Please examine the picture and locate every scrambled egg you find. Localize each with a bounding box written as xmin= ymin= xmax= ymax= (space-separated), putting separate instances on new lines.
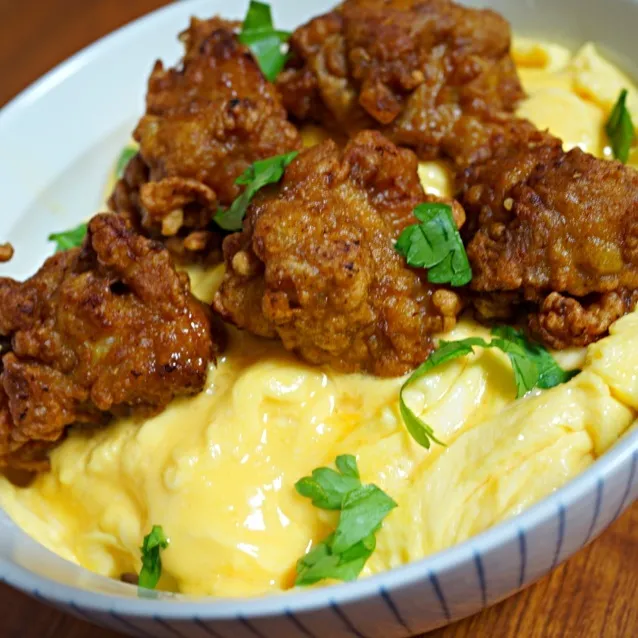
xmin=513 ymin=38 xmax=638 ymax=165
xmin=1 ymin=40 xmax=638 ymax=597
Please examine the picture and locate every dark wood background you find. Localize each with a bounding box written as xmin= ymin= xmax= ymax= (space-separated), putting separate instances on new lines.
xmin=0 ymin=1 xmax=636 ymax=636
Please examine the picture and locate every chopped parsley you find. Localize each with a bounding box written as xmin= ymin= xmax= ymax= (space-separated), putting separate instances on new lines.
xmin=48 ymin=223 xmax=87 ymax=253
xmin=214 ymin=151 xmax=298 ymax=231
xmin=400 ymin=327 xmax=577 ymax=449
xmin=395 ymin=202 xmax=472 ymax=287
xmin=295 ymin=455 xmax=397 ymax=586
xmin=295 ymin=454 xmax=361 ymax=510
xmin=139 ymin=525 xmax=169 ymax=590
xmin=606 ymin=89 xmax=635 ymax=163
xmin=239 ymin=1 xmax=291 ymax=82
xmin=489 ymin=325 xmax=578 ymax=394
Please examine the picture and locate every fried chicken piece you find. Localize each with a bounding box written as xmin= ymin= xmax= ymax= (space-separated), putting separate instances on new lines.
xmin=277 ymin=0 xmax=524 ymax=165
xmin=0 ymin=386 xmax=58 ymax=471
xmin=213 ymin=131 xmax=463 ymax=376
xmin=442 ymin=112 xmax=540 ymax=171
xmin=109 ymin=17 xmax=301 ymax=262
xmin=0 ymin=214 xmax=221 ymax=470
xmin=457 ymin=131 xmax=638 ymax=348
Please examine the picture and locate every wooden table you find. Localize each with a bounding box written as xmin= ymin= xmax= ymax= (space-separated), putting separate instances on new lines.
xmin=0 ymin=0 xmax=637 ymax=636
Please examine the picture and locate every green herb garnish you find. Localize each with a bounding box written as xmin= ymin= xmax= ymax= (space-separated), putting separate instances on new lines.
xmin=115 ymin=145 xmax=137 ymax=179
xmin=606 ymin=89 xmax=635 ymax=163
xmin=214 ymin=151 xmax=298 ymax=231
xmin=395 ymin=202 xmax=472 ymax=287
xmin=295 ymin=455 xmax=397 ymax=586
xmin=400 ymin=327 xmax=577 ymax=449
xmin=490 ymin=325 xmax=577 ymax=393
xmin=48 ymin=223 xmax=87 ymax=253
xmin=295 ymin=532 xmax=376 ymax=586
xmin=399 ymin=338 xmax=481 ymax=449
xmin=139 ymin=525 xmax=169 ymax=590
xmin=295 ymin=454 xmax=361 ymax=510
xmin=239 ymin=1 xmax=291 ymax=82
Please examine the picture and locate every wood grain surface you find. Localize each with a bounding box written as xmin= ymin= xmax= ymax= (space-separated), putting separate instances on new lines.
xmin=0 ymin=1 xmax=636 ymax=636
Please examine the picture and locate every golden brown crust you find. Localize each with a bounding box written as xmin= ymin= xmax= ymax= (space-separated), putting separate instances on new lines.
xmin=0 ymin=214 xmax=222 ymax=470
xmin=109 ymin=17 xmax=301 ymax=263
xmin=528 ymin=290 xmax=638 ymax=350
xmin=0 ymin=386 xmax=60 ymax=472
xmin=457 ymin=130 xmax=638 ymax=348
xmin=213 ymin=131 xmax=463 ymax=376
xmin=0 ymin=243 xmax=14 ymax=263
xmin=277 ymin=0 xmax=524 ymax=164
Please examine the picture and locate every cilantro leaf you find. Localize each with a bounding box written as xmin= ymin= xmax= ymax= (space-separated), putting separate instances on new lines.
xmin=139 ymin=525 xmax=169 ymax=590
xmin=490 ymin=326 xmax=578 ymax=392
xmin=399 ymin=338 xmax=487 ymax=448
xmin=395 ymin=202 xmax=472 ymax=287
xmin=48 ymin=223 xmax=87 ymax=253
xmin=399 ymin=330 xmax=577 ymax=449
xmin=295 ymin=456 xmax=397 ymax=586
xmin=239 ymin=1 xmax=290 ymax=82
xmin=488 ymin=331 xmax=539 ymax=399
xmin=295 ymin=456 xmax=362 ymax=510
xmin=606 ymin=89 xmax=635 ymax=163
xmin=115 ymin=145 xmax=137 ymax=179
xmin=214 ymin=151 xmax=298 ymax=231
xmin=335 ymin=454 xmax=359 ymax=479
xmin=332 ymin=484 xmax=397 ymax=554
xmin=295 ymin=533 xmax=376 ymax=586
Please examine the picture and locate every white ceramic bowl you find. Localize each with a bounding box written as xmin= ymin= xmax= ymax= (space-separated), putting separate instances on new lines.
xmin=1 ymin=1 xmax=637 ymax=636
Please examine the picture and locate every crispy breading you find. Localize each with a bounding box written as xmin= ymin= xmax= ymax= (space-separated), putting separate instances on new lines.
xmin=0 ymin=243 xmax=13 ymax=263
xmin=109 ymin=17 xmax=301 ymax=262
xmin=0 ymin=386 xmax=58 ymax=472
xmin=277 ymin=0 xmax=524 ymax=165
xmin=213 ymin=131 xmax=463 ymax=376
xmin=529 ymin=290 xmax=638 ymax=349
xmin=0 ymin=214 xmax=222 ymax=470
xmin=457 ymin=131 xmax=638 ymax=348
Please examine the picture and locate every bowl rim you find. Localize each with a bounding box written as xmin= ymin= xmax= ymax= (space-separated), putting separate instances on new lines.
xmin=2 ymin=429 xmax=636 ymax=618
xmin=0 ymin=0 xmax=637 ymax=621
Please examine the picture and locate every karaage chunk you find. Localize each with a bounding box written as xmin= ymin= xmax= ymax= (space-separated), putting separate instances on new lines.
xmin=0 ymin=214 xmax=221 ymax=470
xmin=0 ymin=386 xmax=58 ymax=471
xmin=109 ymin=17 xmax=301 ymax=262
xmin=277 ymin=0 xmax=524 ymax=165
xmin=213 ymin=131 xmax=463 ymax=376
xmin=457 ymin=132 xmax=638 ymax=348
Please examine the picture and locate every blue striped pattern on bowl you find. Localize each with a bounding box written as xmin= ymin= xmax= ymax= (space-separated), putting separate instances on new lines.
xmin=1 ymin=0 xmax=638 ymax=635
xmin=2 ymin=443 xmax=635 ymax=637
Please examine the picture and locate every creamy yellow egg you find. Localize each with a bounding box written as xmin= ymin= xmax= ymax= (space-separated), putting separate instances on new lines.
xmin=515 ymin=40 xmax=603 ymax=155
xmin=374 ymin=369 xmax=634 ymax=572
xmin=2 ymin=39 xmax=638 ymax=598
xmin=517 ymin=88 xmax=606 ymax=155
xmin=513 ymin=39 xmax=638 ymax=163
xmin=512 ymin=37 xmax=573 ymax=72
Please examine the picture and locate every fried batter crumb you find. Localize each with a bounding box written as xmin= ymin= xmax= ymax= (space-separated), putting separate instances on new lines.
xmin=0 ymin=243 xmax=14 ymax=263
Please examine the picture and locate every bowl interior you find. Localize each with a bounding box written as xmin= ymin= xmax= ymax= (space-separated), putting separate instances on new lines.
xmin=0 ymin=0 xmax=637 ymax=618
